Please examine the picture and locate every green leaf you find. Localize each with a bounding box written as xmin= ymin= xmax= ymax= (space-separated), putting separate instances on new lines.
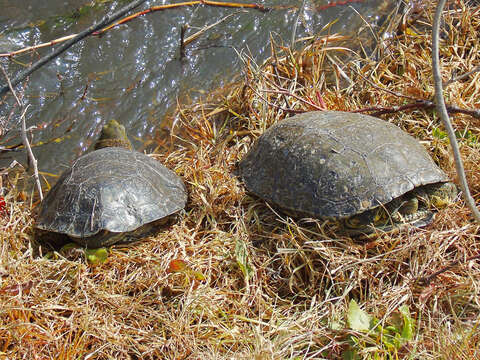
xmin=432 ymin=127 xmax=448 ymax=140
xmin=341 ymin=349 xmax=358 ymax=360
xmin=399 ymin=305 xmax=414 ymax=341
xmin=192 ymin=271 xmax=206 ymax=281
xmin=235 ymin=238 xmax=253 ymax=280
xmin=347 ymin=300 xmax=372 ymax=332
xmin=43 ymin=251 xmax=56 ymax=260
xmin=60 ymin=242 xmax=82 ymax=252
xmin=85 ymin=247 xmax=109 ymax=265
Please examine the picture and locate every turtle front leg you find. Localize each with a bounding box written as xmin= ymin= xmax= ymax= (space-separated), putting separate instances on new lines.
xmin=343 ymin=206 xmax=388 ymax=232
xmin=390 ymin=197 xmax=419 ymax=222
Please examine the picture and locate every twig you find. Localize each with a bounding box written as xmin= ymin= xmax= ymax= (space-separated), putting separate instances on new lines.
xmin=0 ymin=0 xmax=149 ymax=96
xmin=180 ymin=25 xmax=187 ymax=61
xmin=0 ymin=65 xmax=43 ymax=200
xmin=353 ymin=99 xmax=480 ymax=119
xmin=418 ymin=253 xmax=480 ymax=286
xmin=92 ymin=1 xmax=205 ymax=35
xmin=352 ymin=66 xmax=419 ymax=101
xmin=432 ymin=0 xmax=480 ymax=222
xmin=351 ymin=65 xmax=480 ymax=118
xmin=0 ymin=1 xmax=269 ymax=59
xmin=0 ymin=3 xmax=196 ymax=58
xmin=0 ymin=34 xmax=78 ymax=58
xmin=94 ymin=1 xmax=268 ymax=35
xmin=21 ymin=105 xmax=42 ymax=201
xmin=184 ymin=11 xmax=242 ymax=46
xmin=444 ymin=64 xmax=480 ymax=87
xmin=200 ymin=0 xmax=268 ymax=11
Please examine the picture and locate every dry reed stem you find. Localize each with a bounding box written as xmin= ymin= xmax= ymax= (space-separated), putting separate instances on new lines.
xmin=1 ymin=0 xmax=480 ymax=358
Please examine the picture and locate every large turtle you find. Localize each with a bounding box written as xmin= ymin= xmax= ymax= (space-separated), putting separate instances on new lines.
xmin=239 ymin=111 xmax=457 ymax=235
xmin=36 ymin=120 xmax=187 ymax=248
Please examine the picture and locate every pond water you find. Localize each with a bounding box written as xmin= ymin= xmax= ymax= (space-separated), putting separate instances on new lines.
xmin=0 ymin=0 xmax=395 ymax=176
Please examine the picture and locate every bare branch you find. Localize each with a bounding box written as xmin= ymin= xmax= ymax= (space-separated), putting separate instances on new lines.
xmin=351 ymin=64 xmax=480 ymax=118
xmin=184 ymin=11 xmax=242 ymax=46
xmin=432 ymin=0 xmax=480 ymax=222
xmin=0 ymin=0 xmax=149 ymax=96
xmin=354 ymin=99 xmax=480 ymax=119
xmin=0 ymin=65 xmax=43 ymax=200
xmin=444 ymin=64 xmax=480 ymax=87
xmin=20 ymin=105 xmax=43 ymax=201
xmin=0 ymin=34 xmax=78 ymax=58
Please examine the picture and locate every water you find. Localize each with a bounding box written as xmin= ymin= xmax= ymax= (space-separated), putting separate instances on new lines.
xmin=0 ymin=0 xmax=395 ymax=176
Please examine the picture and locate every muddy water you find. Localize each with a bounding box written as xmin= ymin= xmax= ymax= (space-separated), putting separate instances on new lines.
xmin=0 ymin=0 xmax=395 ymax=176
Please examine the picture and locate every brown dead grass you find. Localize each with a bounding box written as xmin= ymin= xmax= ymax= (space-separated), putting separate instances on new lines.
xmin=1 ymin=0 xmax=480 ymax=358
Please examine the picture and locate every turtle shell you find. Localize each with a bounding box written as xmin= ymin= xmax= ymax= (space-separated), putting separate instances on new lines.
xmin=36 ymin=147 xmax=187 ymax=246
xmin=239 ymin=111 xmax=449 ymax=219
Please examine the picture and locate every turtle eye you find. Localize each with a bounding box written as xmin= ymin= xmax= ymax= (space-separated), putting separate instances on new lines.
xmin=344 ymin=217 xmax=362 ymax=229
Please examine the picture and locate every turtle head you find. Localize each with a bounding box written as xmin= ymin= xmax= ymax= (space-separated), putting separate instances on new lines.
xmin=94 ymin=120 xmax=132 ymax=150
xmin=424 ymin=182 xmax=458 ymax=208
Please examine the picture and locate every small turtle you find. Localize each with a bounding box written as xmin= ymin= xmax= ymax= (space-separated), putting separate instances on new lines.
xmin=36 ymin=120 xmax=187 ymax=248
xmin=239 ymin=111 xmax=457 ymax=235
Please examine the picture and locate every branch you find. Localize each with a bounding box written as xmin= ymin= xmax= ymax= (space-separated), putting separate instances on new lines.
xmin=0 ymin=1 xmax=269 ymax=58
xmin=417 ymin=253 xmax=480 ymax=286
xmin=350 ymin=63 xmax=480 ymax=118
xmin=20 ymin=105 xmax=43 ymax=201
xmin=353 ymin=99 xmax=480 ymax=119
xmin=0 ymin=65 xmax=43 ymax=200
xmin=0 ymin=34 xmax=77 ymax=58
xmin=0 ymin=0 xmax=149 ymax=96
xmin=432 ymin=0 xmax=480 ymax=222
xmin=184 ymin=11 xmax=242 ymax=46
xmin=444 ymin=64 xmax=480 ymax=87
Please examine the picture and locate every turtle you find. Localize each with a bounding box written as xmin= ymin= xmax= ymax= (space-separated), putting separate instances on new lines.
xmin=36 ymin=120 xmax=187 ymax=248
xmin=238 ymin=111 xmax=457 ymax=235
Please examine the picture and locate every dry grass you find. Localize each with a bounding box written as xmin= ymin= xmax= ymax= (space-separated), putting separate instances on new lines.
xmin=2 ymin=0 xmax=480 ymax=358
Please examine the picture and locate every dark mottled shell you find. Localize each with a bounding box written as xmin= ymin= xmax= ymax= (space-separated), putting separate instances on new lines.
xmin=239 ymin=111 xmax=448 ymax=219
xmin=36 ymin=147 xmax=187 ymax=245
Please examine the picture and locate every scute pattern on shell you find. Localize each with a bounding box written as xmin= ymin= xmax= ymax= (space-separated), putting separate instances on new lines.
xmin=239 ymin=111 xmax=448 ymax=219
xmin=36 ymin=147 xmax=187 ymax=239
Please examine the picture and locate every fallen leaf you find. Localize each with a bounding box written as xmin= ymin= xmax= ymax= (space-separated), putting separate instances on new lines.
xmin=168 ymin=259 xmax=188 ymax=273
xmin=347 ymin=299 xmax=372 ymax=332
xmin=0 ymin=196 xmax=7 ymax=216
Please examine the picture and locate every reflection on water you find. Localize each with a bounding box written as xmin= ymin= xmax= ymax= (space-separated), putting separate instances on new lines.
xmin=0 ymin=0 xmax=395 ymax=175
